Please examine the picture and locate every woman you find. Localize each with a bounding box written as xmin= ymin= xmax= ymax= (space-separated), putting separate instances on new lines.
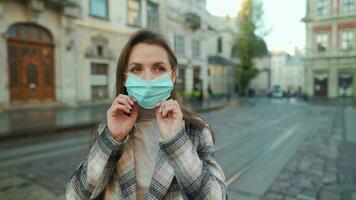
xmin=66 ymin=29 xmax=227 ymax=200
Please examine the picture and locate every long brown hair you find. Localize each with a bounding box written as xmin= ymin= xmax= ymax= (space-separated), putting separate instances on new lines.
xmin=88 ymin=29 xmax=215 ymax=153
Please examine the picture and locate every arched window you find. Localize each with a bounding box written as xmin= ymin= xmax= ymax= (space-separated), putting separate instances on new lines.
xmin=7 ymin=23 xmax=53 ymax=43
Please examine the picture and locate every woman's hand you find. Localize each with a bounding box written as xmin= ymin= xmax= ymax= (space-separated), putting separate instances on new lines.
xmin=107 ymin=94 xmax=138 ymax=142
xmin=155 ymin=99 xmax=184 ymax=140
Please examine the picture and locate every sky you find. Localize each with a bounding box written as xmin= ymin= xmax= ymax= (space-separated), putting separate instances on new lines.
xmin=206 ymin=0 xmax=306 ymax=55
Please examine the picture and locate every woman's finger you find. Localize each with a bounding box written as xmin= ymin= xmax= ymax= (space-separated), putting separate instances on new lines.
xmin=159 ymin=100 xmax=177 ymax=113
xmin=161 ymin=104 xmax=177 ymax=117
xmin=112 ymin=104 xmax=131 ymax=114
xmin=155 ymin=101 xmax=163 ymax=108
xmin=117 ymin=94 xmax=134 ymax=105
xmin=116 ymin=97 xmax=132 ymax=110
xmin=125 ymin=95 xmax=135 ymax=105
xmin=158 ymin=100 xmax=171 ymax=112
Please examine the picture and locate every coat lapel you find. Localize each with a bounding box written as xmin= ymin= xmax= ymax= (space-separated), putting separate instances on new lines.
xmin=116 ymin=138 xmax=136 ymax=200
xmin=145 ymin=120 xmax=191 ymax=200
xmin=145 ymin=149 xmax=175 ymax=200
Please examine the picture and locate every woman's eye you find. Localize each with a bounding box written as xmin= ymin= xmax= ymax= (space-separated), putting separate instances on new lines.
xmin=130 ymin=67 xmax=141 ymax=73
xmin=154 ymin=66 xmax=166 ymax=71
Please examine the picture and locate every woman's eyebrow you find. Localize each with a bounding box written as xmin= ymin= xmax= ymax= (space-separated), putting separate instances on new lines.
xmin=152 ymin=61 xmax=167 ymax=66
xmin=128 ymin=62 xmax=142 ymax=66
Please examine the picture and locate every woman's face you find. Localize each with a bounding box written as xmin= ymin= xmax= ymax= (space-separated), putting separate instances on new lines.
xmin=126 ymin=43 xmax=176 ymax=82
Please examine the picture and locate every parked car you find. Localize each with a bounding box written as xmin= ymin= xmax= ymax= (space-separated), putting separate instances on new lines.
xmin=271 ymin=85 xmax=284 ymax=98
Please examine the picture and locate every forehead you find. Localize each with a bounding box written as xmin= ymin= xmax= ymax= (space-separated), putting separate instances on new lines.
xmin=128 ymin=43 xmax=169 ymax=63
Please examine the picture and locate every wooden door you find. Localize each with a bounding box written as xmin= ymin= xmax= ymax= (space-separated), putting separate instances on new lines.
xmin=314 ymin=76 xmax=328 ymax=97
xmin=7 ymin=23 xmax=55 ymax=103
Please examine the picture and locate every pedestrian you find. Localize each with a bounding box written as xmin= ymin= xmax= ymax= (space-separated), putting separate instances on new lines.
xmin=66 ymin=29 xmax=227 ymax=200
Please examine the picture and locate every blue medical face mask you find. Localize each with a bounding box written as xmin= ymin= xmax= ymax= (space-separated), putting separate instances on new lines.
xmin=124 ymin=73 xmax=174 ymax=109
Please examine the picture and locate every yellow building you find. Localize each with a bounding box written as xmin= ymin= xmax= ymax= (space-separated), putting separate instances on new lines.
xmin=304 ymin=0 xmax=356 ymax=98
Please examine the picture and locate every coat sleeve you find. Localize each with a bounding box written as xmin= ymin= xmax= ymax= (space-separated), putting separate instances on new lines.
xmin=66 ymin=124 xmax=129 ymax=200
xmin=159 ymin=126 xmax=228 ymax=200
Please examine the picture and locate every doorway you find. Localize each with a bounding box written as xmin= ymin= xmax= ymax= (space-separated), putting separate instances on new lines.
xmin=7 ymin=23 xmax=55 ymax=103
xmin=314 ymin=73 xmax=328 ymax=97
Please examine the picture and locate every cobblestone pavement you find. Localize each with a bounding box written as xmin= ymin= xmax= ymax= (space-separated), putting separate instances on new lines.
xmin=0 ymin=98 xmax=355 ymax=200
xmin=262 ymin=105 xmax=356 ymax=200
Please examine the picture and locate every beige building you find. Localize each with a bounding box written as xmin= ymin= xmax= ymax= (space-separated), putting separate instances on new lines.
xmin=205 ymin=14 xmax=238 ymax=96
xmin=0 ymin=0 xmax=238 ymax=110
xmin=0 ymin=0 xmax=81 ymax=108
xmin=304 ymin=0 xmax=356 ymax=98
xmin=250 ymin=56 xmax=271 ymax=96
xmin=161 ymin=0 xmax=210 ymax=100
xmin=0 ymin=0 xmax=165 ymax=109
xmin=281 ymin=53 xmax=305 ymax=93
xmin=271 ymin=50 xmax=305 ymax=92
xmin=269 ymin=51 xmax=305 ymax=94
xmin=270 ymin=51 xmax=288 ymax=91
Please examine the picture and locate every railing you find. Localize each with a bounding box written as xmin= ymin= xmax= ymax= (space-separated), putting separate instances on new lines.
xmin=305 ymin=48 xmax=356 ymax=59
xmin=184 ymin=12 xmax=201 ymax=30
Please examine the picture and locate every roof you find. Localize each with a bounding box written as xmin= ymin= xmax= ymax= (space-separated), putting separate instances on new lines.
xmin=208 ymin=55 xmax=235 ymax=66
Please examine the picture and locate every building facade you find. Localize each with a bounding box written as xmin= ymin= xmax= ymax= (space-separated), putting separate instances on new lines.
xmin=269 ymin=51 xmax=305 ymax=94
xmin=304 ymin=0 xmax=356 ymax=98
xmin=0 ymin=0 xmax=156 ymax=109
xmin=270 ymin=51 xmax=288 ymax=91
xmin=0 ymin=0 xmax=237 ymax=110
xmin=161 ymin=0 xmax=209 ymax=100
xmin=0 ymin=0 xmax=81 ymax=108
xmin=205 ymin=14 xmax=238 ymax=97
xmin=250 ymin=56 xmax=271 ymax=96
xmin=281 ymin=53 xmax=305 ymax=94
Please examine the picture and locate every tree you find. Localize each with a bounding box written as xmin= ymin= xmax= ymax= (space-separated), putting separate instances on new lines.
xmin=233 ymin=0 xmax=268 ymax=96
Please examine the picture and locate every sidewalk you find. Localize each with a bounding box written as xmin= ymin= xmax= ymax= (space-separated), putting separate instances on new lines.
xmin=0 ymin=97 xmax=234 ymax=141
xmin=307 ymin=97 xmax=356 ymax=107
xmin=262 ymin=106 xmax=356 ymax=200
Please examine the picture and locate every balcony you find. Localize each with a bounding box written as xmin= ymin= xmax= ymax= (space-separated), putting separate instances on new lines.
xmin=28 ymin=0 xmax=80 ymax=18
xmin=42 ymin=0 xmax=80 ymax=8
xmin=184 ymin=12 xmax=201 ymax=31
xmin=305 ymin=47 xmax=356 ymax=59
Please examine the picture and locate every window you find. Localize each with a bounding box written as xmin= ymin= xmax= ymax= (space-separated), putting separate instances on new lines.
xmin=217 ymin=37 xmax=223 ymax=53
xmin=147 ymin=1 xmax=159 ymax=30
xmin=317 ymin=0 xmax=328 ymax=16
xmin=97 ymin=45 xmax=103 ymax=56
xmin=127 ymin=0 xmax=141 ymax=27
xmin=341 ymin=30 xmax=354 ymax=50
xmin=90 ymin=0 xmax=108 ymax=19
xmin=342 ymin=0 xmax=354 ymax=13
xmin=316 ymin=33 xmax=328 ymax=52
xmin=7 ymin=23 xmax=52 ymax=43
xmin=193 ymin=67 xmax=201 ymax=91
xmin=174 ymin=34 xmax=185 ymax=56
xmin=192 ymin=39 xmax=201 ymax=58
xmin=178 ymin=67 xmax=186 ymax=91
xmin=91 ymin=63 xmax=109 ymax=100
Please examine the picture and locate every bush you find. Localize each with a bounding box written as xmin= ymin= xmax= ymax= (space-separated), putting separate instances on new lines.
xmin=192 ymin=90 xmax=201 ymax=97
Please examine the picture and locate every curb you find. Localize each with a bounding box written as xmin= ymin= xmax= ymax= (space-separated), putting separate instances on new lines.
xmin=0 ymin=100 xmax=231 ymax=142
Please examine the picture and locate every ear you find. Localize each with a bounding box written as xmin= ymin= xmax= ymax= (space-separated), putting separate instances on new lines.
xmin=122 ymin=72 xmax=128 ymax=86
xmin=171 ymin=69 xmax=177 ymax=84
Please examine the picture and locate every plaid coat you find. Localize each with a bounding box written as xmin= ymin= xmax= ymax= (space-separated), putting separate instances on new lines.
xmin=66 ymin=120 xmax=227 ymax=200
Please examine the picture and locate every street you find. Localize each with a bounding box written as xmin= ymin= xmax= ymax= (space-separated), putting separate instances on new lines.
xmin=0 ymin=98 xmax=355 ymax=200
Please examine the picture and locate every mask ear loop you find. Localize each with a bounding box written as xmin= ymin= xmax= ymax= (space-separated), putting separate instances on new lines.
xmin=168 ymin=68 xmax=175 ymax=79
